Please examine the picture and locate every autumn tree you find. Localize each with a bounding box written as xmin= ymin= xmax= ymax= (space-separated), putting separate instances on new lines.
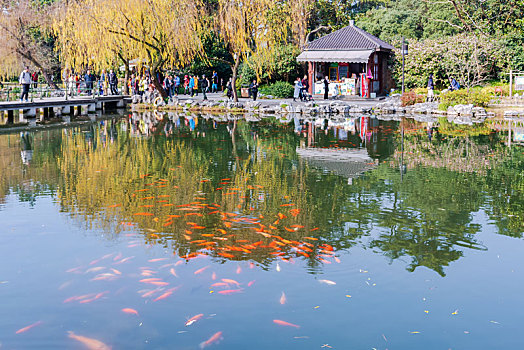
xmin=0 ymin=0 xmax=59 ymax=86
xmin=54 ymin=0 xmax=204 ymax=98
xmin=214 ymin=0 xmax=289 ymax=102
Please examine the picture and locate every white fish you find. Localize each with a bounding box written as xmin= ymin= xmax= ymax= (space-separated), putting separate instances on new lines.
xmin=318 ymin=279 xmax=336 ymax=285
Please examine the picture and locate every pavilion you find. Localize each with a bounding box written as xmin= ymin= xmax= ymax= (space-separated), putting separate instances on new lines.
xmin=297 ymin=21 xmax=395 ymax=98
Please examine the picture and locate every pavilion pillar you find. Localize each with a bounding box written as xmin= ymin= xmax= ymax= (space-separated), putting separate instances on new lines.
xmin=308 ymin=62 xmax=314 ymax=95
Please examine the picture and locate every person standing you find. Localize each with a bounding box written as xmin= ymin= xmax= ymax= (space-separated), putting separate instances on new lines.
xmin=194 ymin=75 xmax=199 ymax=96
xmin=109 ymin=70 xmax=118 ymax=95
xmin=19 ymin=66 xmax=32 ymax=102
xmin=31 ymin=70 xmax=39 ymax=89
xmin=449 ymin=77 xmax=460 ymax=91
xmin=212 ymin=71 xmax=218 ymax=93
xmin=201 ymin=74 xmax=209 ymax=100
xmin=174 ymin=75 xmax=180 ymax=96
xmin=226 ymin=78 xmax=233 ymax=100
xmin=427 ymin=74 xmax=435 ymax=101
xmin=250 ymin=79 xmax=259 ymax=101
xmin=323 ymin=76 xmax=330 ymax=100
xmin=294 ymin=77 xmax=303 ymax=102
xmin=184 ymin=75 xmax=190 ymax=95
xmin=301 ymin=75 xmax=309 ymax=100
xmin=85 ymin=70 xmax=94 ymax=95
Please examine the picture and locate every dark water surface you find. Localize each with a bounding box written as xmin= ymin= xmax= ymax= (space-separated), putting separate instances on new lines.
xmin=1 ymin=112 xmax=523 ymax=349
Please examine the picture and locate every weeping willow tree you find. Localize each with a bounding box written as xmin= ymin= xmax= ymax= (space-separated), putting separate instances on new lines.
xmin=215 ymin=0 xmax=290 ymax=102
xmin=54 ymin=0 xmax=205 ymax=97
xmin=0 ymin=0 xmax=59 ymax=85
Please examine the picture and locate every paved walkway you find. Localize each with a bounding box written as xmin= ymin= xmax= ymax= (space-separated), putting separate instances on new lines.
xmin=172 ymin=92 xmax=385 ymax=109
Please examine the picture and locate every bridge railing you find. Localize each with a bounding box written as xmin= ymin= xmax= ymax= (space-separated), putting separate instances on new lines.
xmin=0 ymin=80 xmax=124 ymax=102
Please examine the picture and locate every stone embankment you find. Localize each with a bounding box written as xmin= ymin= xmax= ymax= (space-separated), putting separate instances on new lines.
xmin=131 ymin=93 xmax=374 ymax=116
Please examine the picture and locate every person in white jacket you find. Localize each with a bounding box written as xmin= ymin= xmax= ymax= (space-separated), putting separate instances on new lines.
xmin=19 ymin=66 xmax=32 ymax=102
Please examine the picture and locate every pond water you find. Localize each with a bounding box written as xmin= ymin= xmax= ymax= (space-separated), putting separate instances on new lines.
xmin=1 ymin=112 xmax=524 ymax=349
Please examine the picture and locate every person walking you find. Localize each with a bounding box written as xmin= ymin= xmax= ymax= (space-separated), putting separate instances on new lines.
xmin=189 ymin=75 xmax=195 ymax=97
xmin=19 ymin=67 xmax=32 ymax=102
xmin=323 ymin=76 xmax=330 ymax=100
xmin=85 ymin=70 xmax=94 ymax=95
xmin=212 ymin=71 xmax=218 ymax=93
xmin=250 ymin=79 xmax=259 ymax=101
xmin=294 ymin=77 xmax=303 ymax=102
xmin=109 ymin=70 xmax=118 ymax=95
xmin=201 ymin=74 xmax=209 ymax=100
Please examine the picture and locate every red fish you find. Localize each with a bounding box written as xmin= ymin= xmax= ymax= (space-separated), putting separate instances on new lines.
xmin=16 ymin=321 xmax=42 ymax=334
xmin=273 ymin=319 xmax=300 ymax=328
xmin=199 ymin=331 xmax=223 ymax=348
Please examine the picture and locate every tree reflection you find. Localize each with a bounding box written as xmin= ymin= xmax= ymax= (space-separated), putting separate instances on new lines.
xmin=0 ymin=113 xmax=522 ymax=276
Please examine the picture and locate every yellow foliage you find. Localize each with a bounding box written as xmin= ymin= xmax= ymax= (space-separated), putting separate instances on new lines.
xmin=54 ymin=0 xmax=204 ymax=72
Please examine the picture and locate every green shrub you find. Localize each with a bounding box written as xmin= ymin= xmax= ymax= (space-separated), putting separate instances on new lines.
xmin=259 ymin=81 xmax=294 ymax=98
xmin=438 ymin=89 xmax=492 ymax=110
xmin=401 ymin=90 xmax=425 ymax=106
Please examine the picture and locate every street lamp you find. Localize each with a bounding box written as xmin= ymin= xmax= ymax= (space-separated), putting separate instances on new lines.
xmin=401 ymin=38 xmax=408 ymax=94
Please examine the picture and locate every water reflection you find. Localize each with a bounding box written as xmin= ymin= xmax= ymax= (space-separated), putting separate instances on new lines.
xmin=0 ymin=112 xmax=523 ymax=276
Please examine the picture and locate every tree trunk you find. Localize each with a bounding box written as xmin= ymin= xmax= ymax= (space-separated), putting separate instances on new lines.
xmin=231 ymin=54 xmax=241 ymax=102
xmin=41 ymin=69 xmax=58 ymax=89
xmin=151 ymin=64 xmax=167 ymax=99
xmin=124 ymin=59 xmax=130 ymax=95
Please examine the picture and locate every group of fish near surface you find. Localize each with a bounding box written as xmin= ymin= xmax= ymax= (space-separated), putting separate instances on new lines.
xmin=14 ymin=246 xmax=339 ymax=349
xmin=14 ymin=171 xmax=343 ymax=349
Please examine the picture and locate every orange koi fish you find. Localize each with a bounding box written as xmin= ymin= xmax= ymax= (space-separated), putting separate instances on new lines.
xmin=280 ymin=204 xmax=295 ymax=207
xmin=280 ymin=292 xmax=287 ymax=305
xmin=247 ymin=280 xmax=255 ymax=287
xmin=67 ymin=331 xmax=111 ymax=350
xmin=221 ymin=278 xmax=240 ymax=286
xmin=218 ymin=289 xmax=242 ymax=295
xmin=304 ymin=237 xmax=318 ymax=241
xmin=212 ymin=282 xmax=229 ymax=287
xmin=236 ymin=265 xmax=242 ymax=274
xmin=185 ymin=313 xmax=204 ymax=326
xmin=194 ymin=266 xmax=210 ymax=275
xmin=199 ymin=331 xmax=223 ymax=349
xmin=16 ymin=321 xmax=42 ymax=334
xmin=153 ymin=290 xmax=173 ymax=302
xmin=273 ymin=320 xmax=300 ymax=328
xmin=106 ymin=204 xmax=121 ymax=208
xmin=170 ymin=268 xmax=178 ymax=277
xmin=148 ymin=258 xmax=167 ymax=263
xmin=121 ymin=308 xmax=139 ymax=316
xmin=134 ymin=213 xmax=154 ymax=216
xmin=212 ymin=272 xmax=217 ymax=280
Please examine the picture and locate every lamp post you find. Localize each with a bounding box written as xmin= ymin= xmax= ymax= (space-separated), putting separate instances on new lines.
xmin=401 ymin=38 xmax=408 ymax=94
